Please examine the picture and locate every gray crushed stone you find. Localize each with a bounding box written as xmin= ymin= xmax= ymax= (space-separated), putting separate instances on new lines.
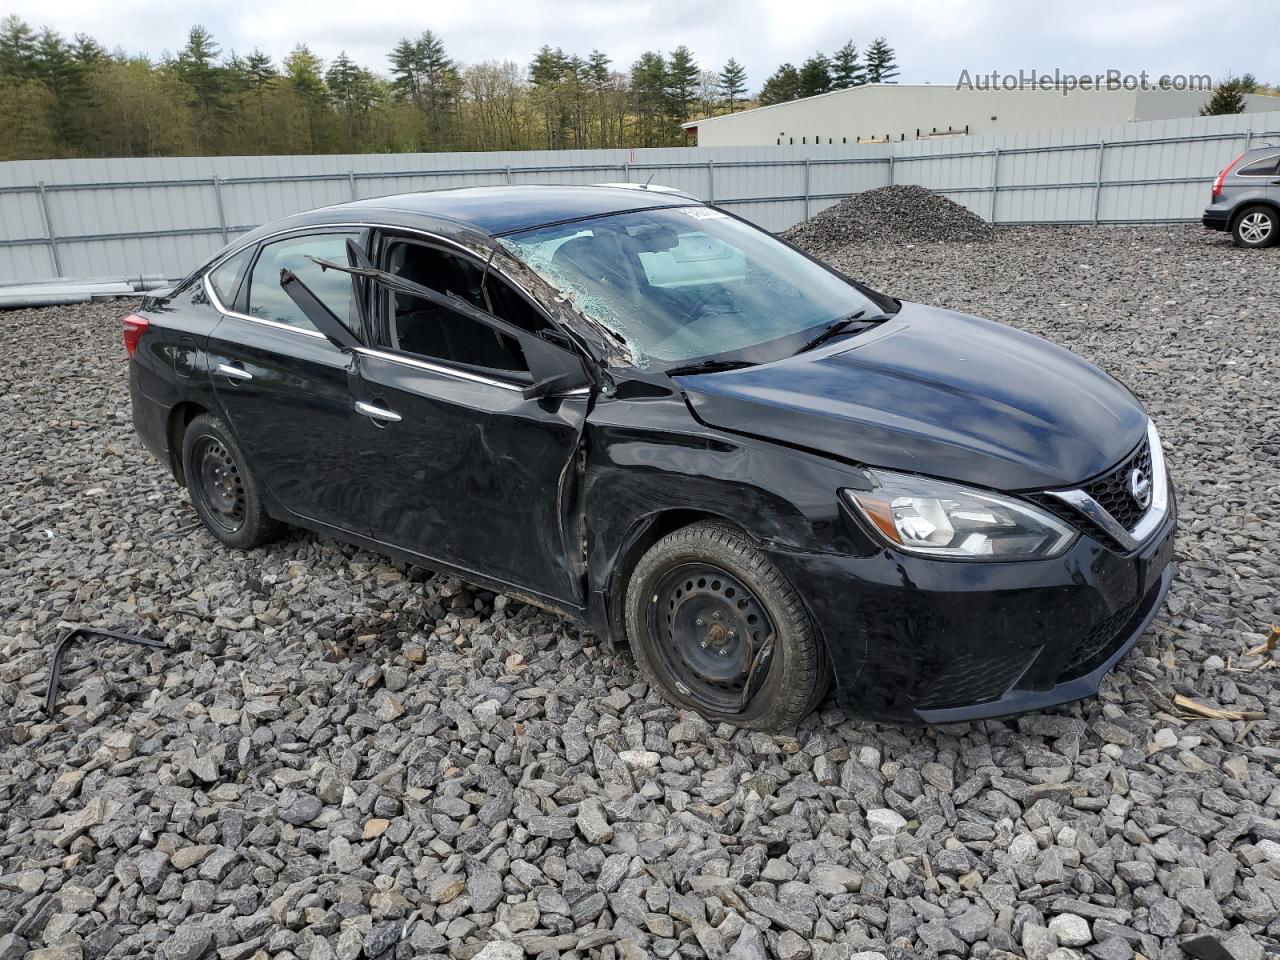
xmin=780 ymin=184 xmax=997 ymax=253
xmin=1 ymin=223 xmax=1278 ymax=960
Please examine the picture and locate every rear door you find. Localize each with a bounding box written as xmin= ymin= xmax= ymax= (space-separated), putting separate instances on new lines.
xmin=204 ymin=229 xmax=373 ymax=534
xmin=354 ymin=232 xmax=591 ymax=605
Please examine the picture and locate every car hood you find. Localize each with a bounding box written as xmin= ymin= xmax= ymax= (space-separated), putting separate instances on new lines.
xmin=677 ymin=302 xmax=1148 ymax=491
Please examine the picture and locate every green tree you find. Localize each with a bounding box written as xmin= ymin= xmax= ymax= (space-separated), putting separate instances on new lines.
xmin=32 ymin=27 xmax=91 ymax=151
xmin=326 ymin=51 xmax=384 ymax=149
xmin=71 ymin=33 xmax=107 ymax=66
xmin=283 ymin=44 xmax=331 ymax=151
xmin=243 ymin=49 xmax=276 ymax=90
xmin=831 ymin=40 xmax=865 ymax=89
xmin=798 ymin=53 xmax=832 ymax=98
xmin=387 ymin=31 xmax=457 ymax=147
xmin=0 ymin=14 xmax=37 ymax=79
xmin=758 ymin=63 xmax=800 ymax=105
xmin=718 ymin=57 xmax=747 ymax=112
xmin=864 ymin=37 xmax=898 ymax=83
xmin=1200 ymin=76 xmax=1249 ymax=115
xmin=528 ymin=45 xmax=570 ymax=148
xmin=85 ymin=58 xmax=198 ymax=156
xmin=171 ymin=24 xmax=227 ymax=149
xmin=665 ymin=45 xmax=699 ymax=129
xmin=0 ymin=78 xmax=56 ymax=158
xmin=629 ymin=50 xmax=668 ymax=147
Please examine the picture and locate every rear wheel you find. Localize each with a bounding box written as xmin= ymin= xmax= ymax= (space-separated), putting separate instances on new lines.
xmin=624 ymin=522 xmax=829 ymax=732
xmin=182 ymin=413 xmax=281 ymax=549
xmin=1232 ymin=204 xmax=1278 ymax=248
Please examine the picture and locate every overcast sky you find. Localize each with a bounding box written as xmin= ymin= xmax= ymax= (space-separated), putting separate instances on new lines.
xmin=5 ymin=0 xmax=1276 ymax=89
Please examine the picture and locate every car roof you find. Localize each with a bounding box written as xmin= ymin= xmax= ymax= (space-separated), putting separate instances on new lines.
xmin=320 ymin=184 xmax=700 ymax=236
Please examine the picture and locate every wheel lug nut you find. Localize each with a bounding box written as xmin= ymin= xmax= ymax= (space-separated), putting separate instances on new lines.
xmin=695 ymin=618 xmax=704 ymax=627
xmin=717 ymin=648 xmax=728 ymax=657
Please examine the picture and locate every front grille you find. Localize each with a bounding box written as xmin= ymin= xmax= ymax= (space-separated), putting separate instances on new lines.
xmin=1056 ymin=599 xmax=1140 ymax=680
xmin=1032 ymin=495 xmax=1123 ymax=550
xmin=915 ymin=647 xmax=1038 ymax=709
xmin=1083 ymin=438 xmax=1152 ymax=531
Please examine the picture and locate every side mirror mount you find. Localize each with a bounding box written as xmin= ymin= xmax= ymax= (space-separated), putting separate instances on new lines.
xmin=279 ymin=268 xmax=362 ymax=352
xmin=521 ymin=355 xmax=591 ymax=400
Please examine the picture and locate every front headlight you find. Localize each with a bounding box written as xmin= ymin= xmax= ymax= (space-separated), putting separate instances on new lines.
xmin=842 ymin=471 xmax=1078 ymax=560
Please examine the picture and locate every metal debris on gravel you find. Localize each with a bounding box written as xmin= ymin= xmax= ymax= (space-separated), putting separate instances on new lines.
xmin=779 ymin=184 xmax=997 ymax=253
xmin=1 ymin=223 xmax=1278 ymax=960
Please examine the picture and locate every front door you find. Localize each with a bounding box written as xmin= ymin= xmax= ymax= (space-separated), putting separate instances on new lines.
xmin=205 ymin=229 xmax=372 ymax=534
xmin=354 ymin=233 xmax=590 ymax=606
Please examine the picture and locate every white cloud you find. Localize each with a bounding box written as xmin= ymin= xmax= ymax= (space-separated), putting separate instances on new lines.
xmin=3 ymin=0 xmax=1272 ymax=89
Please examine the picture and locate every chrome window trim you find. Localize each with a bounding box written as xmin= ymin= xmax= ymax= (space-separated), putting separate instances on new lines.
xmin=355 ymin=346 xmax=526 ymax=392
xmin=355 ymin=347 xmax=590 ymax=398
xmin=1041 ymin=419 xmax=1169 ymax=552
xmin=203 ymin=273 xmax=328 ymax=340
xmin=1235 ymin=153 xmax=1280 ymax=176
xmin=202 ymin=220 xmax=555 ymax=338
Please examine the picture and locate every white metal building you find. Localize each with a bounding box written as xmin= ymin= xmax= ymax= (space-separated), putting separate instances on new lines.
xmin=684 ymin=83 xmax=1280 ymax=147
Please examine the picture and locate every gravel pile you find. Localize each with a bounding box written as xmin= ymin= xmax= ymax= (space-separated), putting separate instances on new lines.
xmin=780 ymin=185 xmax=996 ymax=252
xmin=2 ymin=224 xmax=1278 ymax=960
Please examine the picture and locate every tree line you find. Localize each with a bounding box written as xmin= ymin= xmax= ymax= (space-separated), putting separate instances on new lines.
xmin=0 ymin=16 xmax=902 ymax=160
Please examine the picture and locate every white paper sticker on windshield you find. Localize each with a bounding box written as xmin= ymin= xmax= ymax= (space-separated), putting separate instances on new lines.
xmin=682 ymin=207 xmax=729 ymax=220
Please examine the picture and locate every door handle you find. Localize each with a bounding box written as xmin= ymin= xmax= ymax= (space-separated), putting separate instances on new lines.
xmin=216 ymin=362 xmax=252 ymax=382
xmin=355 ymin=400 xmax=402 ymax=423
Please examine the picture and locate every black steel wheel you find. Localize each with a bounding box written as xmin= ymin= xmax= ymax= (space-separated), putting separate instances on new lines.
xmin=192 ymin=435 xmax=246 ymax=533
xmin=625 ymin=521 xmax=830 ymax=732
xmin=181 ymin=413 xmax=281 ymax=549
xmin=649 ymin=562 xmax=777 ymax=714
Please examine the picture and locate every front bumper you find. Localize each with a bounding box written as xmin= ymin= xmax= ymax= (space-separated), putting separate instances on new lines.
xmin=769 ymin=493 xmax=1177 ymax=724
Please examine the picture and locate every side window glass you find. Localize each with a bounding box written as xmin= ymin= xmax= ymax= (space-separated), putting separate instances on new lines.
xmin=246 ymin=233 xmax=361 ymax=332
xmin=1238 ymin=156 xmax=1279 ymax=177
xmin=384 ymin=240 xmax=528 ymax=374
xmin=207 ymin=247 xmax=253 ymax=308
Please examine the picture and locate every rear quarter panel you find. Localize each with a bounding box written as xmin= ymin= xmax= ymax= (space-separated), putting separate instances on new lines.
xmin=130 ymin=284 xmax=223 ymax=474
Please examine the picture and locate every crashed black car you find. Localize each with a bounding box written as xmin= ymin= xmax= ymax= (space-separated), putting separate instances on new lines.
xmin=126 ymin=184 xmax=1176 ymax=730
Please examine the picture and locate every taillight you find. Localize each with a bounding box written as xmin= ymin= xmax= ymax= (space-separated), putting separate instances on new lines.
xmin=1212 ymin=152 xmax=1245 ymax=199
xmin=123 ymin=314 xmax=149 ymax=357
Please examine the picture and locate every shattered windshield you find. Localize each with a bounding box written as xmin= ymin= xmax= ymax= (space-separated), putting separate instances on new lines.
xmin=498 ymin=206 xmax=878 ymax=369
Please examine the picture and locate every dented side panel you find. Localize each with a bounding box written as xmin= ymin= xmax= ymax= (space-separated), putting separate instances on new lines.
xmin=579 ymin=388 xmax=879 ymax=634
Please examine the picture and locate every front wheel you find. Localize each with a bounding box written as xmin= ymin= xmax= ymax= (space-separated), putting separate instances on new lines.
xmin=1232 ymin=204 xmax=1278 ymax=248
xmin=624 ymin=522 xmax=830 ymax=732
xmin=181 ymin=413 xmax=281 ymax=549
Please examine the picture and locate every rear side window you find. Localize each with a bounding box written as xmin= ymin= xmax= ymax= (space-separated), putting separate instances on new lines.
xmin=1237 ymin=155 xmax=1280 ymax=177
xmin=245 ymin=232 xmax=361 ymax=332
xmin=207 ymin=247 xmax=253 ymax=308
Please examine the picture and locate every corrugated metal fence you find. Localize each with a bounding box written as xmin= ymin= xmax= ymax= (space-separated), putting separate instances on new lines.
xmin=2 ymin=110 xmax=1276 ymax=285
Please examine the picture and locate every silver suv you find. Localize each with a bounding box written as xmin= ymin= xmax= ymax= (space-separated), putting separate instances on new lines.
xmin=1202 ymin=144 xmax=1280 ymax=248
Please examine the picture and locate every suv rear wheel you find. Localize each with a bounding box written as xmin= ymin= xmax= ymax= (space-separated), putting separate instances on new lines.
xmin=624 ymin=521 xmax=830 ymax=731
xmin=1233 ymin=204 xmax=1278 ymax=248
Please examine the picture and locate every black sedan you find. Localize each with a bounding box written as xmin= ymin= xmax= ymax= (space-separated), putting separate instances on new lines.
xmin=126 ymin=184 xmax=1176 ymax=730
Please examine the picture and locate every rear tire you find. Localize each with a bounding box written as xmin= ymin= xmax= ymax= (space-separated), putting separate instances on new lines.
xmin=181 ymin=413 xmax=281 ymax=549
xmin=1232 ymin=204 xmax=1278 ymax=248
xmin=624 ymin=521 xmax=830 ymax=732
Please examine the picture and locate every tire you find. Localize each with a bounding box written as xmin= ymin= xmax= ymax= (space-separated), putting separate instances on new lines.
xmin=624 ymin=521 xmax=830 ymax=732
xmin=1232 ymin=204 xmax=1278 ymax=248
xmin=181 ymin=412 xmax=281 ymax=549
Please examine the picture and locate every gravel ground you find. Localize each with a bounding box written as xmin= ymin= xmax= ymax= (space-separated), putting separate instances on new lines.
xmin=1 ymin=224 xmax=1278 ymax=960
xmin=780 ymin=186 xmax=996 ymax=253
